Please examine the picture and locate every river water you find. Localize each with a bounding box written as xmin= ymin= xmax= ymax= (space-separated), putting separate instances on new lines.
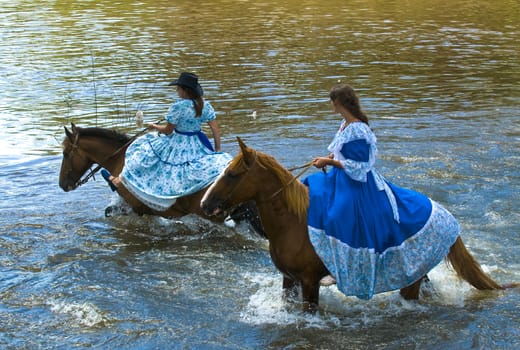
xmin=0 ymin=0 xmax=519 ymax=349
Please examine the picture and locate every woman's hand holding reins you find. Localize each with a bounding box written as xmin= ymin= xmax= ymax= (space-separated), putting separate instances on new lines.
xmin=312 ymin=157 xmax=329 ymax=169
xmin=312 ymin=156 xmax=342 ymax=169
xmin=148 ymin=122 xmax=174 ymax=135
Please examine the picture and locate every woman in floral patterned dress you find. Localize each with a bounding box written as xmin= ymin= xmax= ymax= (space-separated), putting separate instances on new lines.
xmin=102 ymin=72 xmax=232 ymax=211
xmin=303 ymin=84 xmax=460 ymax=299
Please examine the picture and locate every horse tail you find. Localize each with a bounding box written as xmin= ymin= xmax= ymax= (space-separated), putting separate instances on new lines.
xmin=447 ymin=236 xmax=504 ymax=290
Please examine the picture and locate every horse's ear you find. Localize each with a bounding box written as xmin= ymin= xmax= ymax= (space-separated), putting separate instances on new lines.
xmin=71 ymin=122 xmax=78 ymax=134
xmin=237 ymin=136 xmax=252 ymax=156
xmin=237 ymin=137 xmax=255 ymax=165
xmin=64 ymin=126 xmax=73 ymax=141
xmin=237 ymin=137 xmax=247 ymax=151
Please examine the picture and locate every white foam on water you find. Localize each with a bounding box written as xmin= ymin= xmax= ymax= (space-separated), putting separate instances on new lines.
xmin=49 ymin=299 xmax=107 ymax=328
xmin=239 ymin=272 xmax=340 ymax=329
xmin=418 ymin=263 xmax=470 ymax=306
xmin=106 ymin=195 xmax=265 ymax=245
xmin=484 ymin=210 xmax=508 ymax=227
xmin=239 ymin=261 xmax=488 ymax=328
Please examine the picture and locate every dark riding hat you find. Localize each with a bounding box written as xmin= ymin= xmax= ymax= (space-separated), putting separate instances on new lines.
xmin=168 ymin=72 xmax=204 ymax=97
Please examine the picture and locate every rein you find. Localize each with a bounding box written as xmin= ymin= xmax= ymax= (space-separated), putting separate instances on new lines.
xmin=265 ymin=161 xmax=314 ymax=201
xmin=72 ymin=119 xmax=164 ymax=189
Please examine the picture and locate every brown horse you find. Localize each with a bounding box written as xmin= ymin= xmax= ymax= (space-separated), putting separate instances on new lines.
xmin=201 ymin=138 xmax=507 ymax=312
xmin=59 ymin=123 xmax=263 ymax=230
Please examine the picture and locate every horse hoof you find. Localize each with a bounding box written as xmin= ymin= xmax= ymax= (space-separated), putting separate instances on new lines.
xmin=105 ymin=205 xmax=129 ymax=217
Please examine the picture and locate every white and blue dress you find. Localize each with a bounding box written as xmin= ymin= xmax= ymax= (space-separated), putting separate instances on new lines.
xmin=120 ymin=99 xmax=232 ymax=211
xmin=303 ymin=122 xmax=460 ymax=299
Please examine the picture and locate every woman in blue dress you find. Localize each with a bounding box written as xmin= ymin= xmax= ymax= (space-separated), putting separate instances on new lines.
xmin=102 ymin=72 xmax=232 ymax=211
xmin=303 ymin=84 xmax=460 ymax=299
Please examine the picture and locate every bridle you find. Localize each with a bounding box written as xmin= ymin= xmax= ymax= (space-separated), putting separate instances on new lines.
xmin=64 ymin=132 xmax=125 ymax=190
xmin=65 ymin=123 xmax=159 ymax=189
xmin=63 ymin=132 xmax=89 ymax=190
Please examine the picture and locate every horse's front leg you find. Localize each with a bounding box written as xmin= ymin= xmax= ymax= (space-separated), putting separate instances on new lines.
xmin=301 ymin=279 xmax=320 ymax=313
xmin=282 ymin=276 xmax=298 ymax=302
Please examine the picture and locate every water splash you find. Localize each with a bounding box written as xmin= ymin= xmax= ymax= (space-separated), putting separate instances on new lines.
xmin=49 ymin=299 xmax=108 ymax=328
xmin=238 ymin=261 xmax=486 ymax=329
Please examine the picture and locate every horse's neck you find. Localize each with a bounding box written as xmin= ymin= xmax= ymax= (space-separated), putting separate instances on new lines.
xmin=255 ymin=181 xmax=307 ymax=244
xmin=80 ymin=137 xmax=126 ymax=175
xmin=255 ymin=201 xmax=307 ymax=268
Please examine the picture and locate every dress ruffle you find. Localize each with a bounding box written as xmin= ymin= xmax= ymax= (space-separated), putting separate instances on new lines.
xmin=308 ymin=200 xmax=460 ymax=299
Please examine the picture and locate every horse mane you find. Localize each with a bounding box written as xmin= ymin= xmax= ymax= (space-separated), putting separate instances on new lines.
xmin=75 ymin=126 xmax=131 ymax=145
xmin=240 ymin=150 xmax=309 ymax=223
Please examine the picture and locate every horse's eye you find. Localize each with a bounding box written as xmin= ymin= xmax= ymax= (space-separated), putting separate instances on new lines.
xmin=226 ymin=170 xmax=239 ymax=179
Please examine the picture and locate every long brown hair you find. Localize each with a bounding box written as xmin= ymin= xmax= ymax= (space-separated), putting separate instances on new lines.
xmin=329 ymin=84 xmax=369 ymax=125
xmin=182 ymin=87 xmax=204 ymax=117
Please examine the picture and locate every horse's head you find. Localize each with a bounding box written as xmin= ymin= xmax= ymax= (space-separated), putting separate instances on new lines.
xmin=201 ymin=137 xmax=264 ymax=216
xmin=59 ymin=123 xmax=131 ymax=192
xmin=59 ymin=123 xmax=95 ymax=192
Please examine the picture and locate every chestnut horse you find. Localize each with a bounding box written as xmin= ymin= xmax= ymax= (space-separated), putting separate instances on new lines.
xmin=59 ymin=123 xmax=263 ymax=230
xmin=201 ymin=138 xmax=507 ymax=312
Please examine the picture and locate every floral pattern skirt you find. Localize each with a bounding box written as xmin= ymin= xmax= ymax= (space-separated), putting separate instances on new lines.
xmin=120 ymin=132 xmax=232 ymax=211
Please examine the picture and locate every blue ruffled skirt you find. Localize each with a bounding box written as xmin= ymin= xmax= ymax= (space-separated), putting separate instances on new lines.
xmin=303 ymin=167 xmax=460 ymax=299
xmin=120 ymin=132 xmax=232 ymax=211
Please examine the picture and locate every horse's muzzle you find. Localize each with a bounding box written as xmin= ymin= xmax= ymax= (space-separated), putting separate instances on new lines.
xmin=200 ymin=198 xmax=223 ymax=216
xmin=59 ymin=179 xmax=77 ymax=192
